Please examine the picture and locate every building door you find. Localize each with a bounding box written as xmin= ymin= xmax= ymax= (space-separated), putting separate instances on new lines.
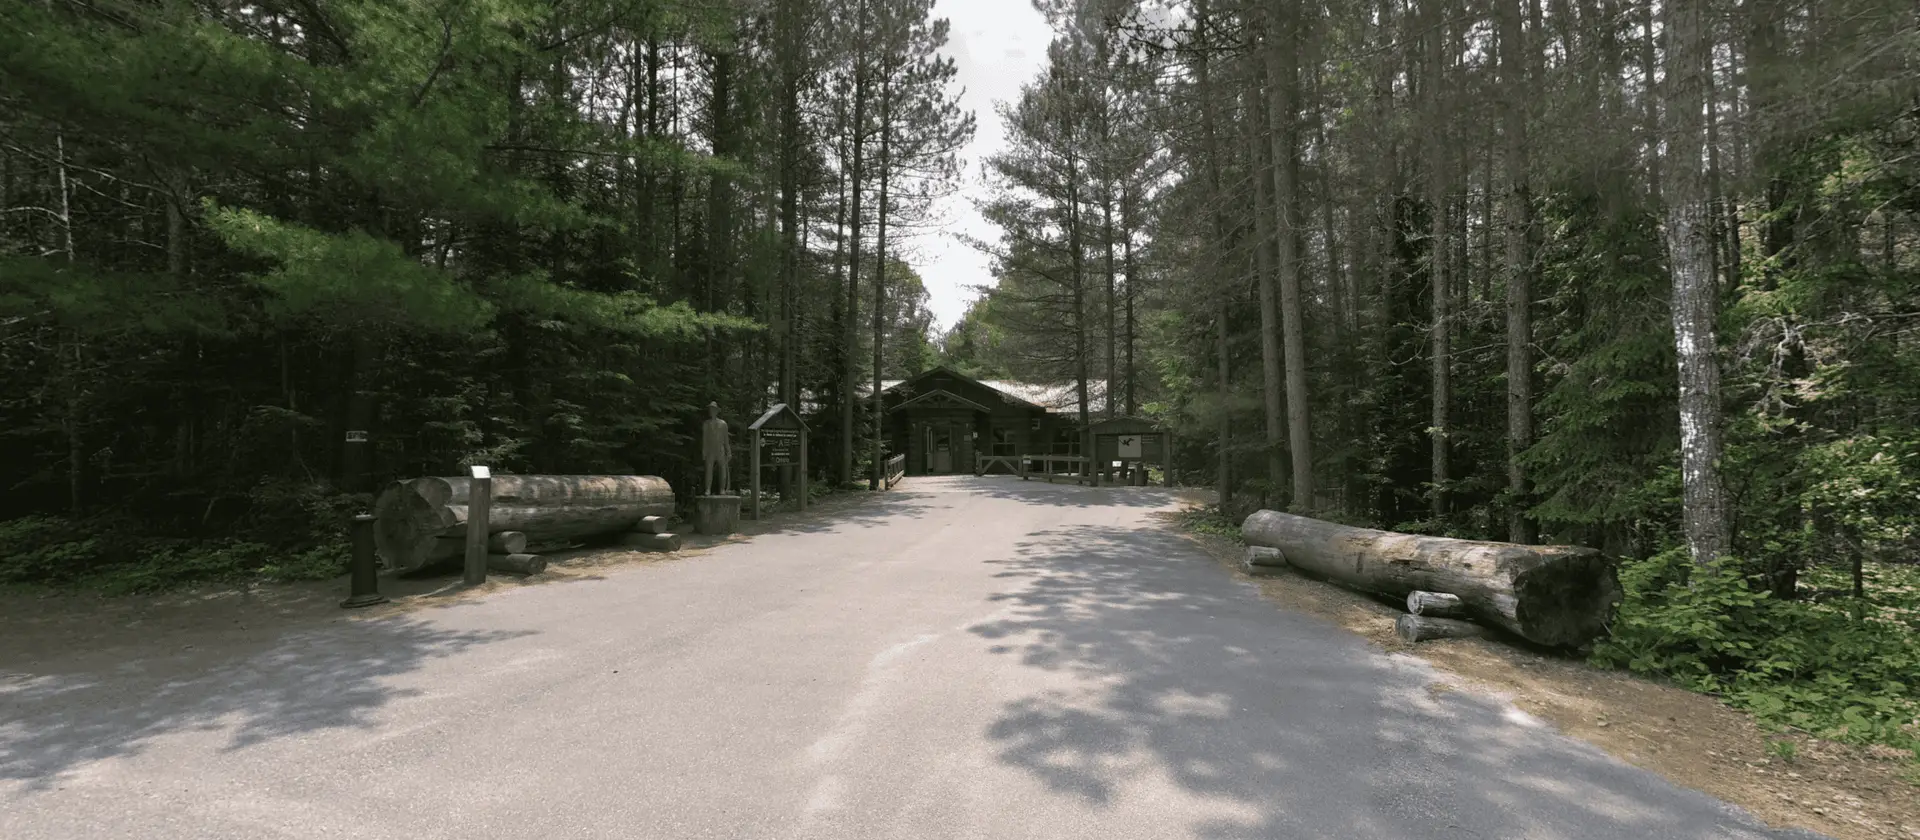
xmin=932 ymin=429 xmax=953 ymax=473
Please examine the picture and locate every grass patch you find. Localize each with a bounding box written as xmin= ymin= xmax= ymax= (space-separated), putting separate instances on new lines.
xmin=1177 ymin=504 xmax=1243 ymax=541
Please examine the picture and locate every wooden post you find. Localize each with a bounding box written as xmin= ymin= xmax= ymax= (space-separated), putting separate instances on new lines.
xmin=463 ymin=465 xmax=491 ymax=586
xmin=750 ymin=428 xmax=761 ymax=520
xmin=799 ymin=426 xmax=809 ymax=511
xmin=341 ymin=513 xmax=387 ymax=608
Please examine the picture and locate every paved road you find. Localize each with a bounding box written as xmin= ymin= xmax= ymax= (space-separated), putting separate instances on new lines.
xmin=3 ymin=477 xmax=1824 ymax=840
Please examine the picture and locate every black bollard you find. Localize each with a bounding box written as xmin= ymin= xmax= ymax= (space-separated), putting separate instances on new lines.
xmin=341 ymin=513 xmax=389 ymax=609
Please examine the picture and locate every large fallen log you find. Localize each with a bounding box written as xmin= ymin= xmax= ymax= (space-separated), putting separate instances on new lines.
xmin=1241 ymin=510 xmax=1620 ymax=647
xmin=376 ymin=475 xmax=674 ymax=573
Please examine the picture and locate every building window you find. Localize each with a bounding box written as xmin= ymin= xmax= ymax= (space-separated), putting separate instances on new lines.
xmin=991 ymin=427 xmax=1015 ymax=456
xmin=1052 ymin=426 xmax=1080 ymax=456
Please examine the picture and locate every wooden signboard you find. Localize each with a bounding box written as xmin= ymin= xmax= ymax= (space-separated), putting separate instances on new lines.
xmin=760 ymin=428 xmax=800 ymax=466
xmin=747 ymin=403 xmax=810 ymax=520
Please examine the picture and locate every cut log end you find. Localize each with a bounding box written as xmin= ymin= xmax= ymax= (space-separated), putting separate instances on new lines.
xmin=489 ymin=531 xmax=528 ymax=555
xmin=621 ymin=532 xmax=681 ymax=552
xmin=1395 ymin=614 xmax=1490 ymax=644
xmin=1242 ymin=559 xmax=1288 ymax=577
xmin=488 ymin=553 xmax=546 ymax=576
xmin=632 ymin=516 xmax=670 ymax=535
xmin=1406 ymin=590 xmax=1465 ymax=618
xmin=1511 ymin=551 xmax=1623 ymax=648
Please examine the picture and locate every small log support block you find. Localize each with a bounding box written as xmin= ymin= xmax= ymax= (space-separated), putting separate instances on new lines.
xmin=488 ymin=553 xmax=546 ymax=576
xmin=1406 ymin=590 xmax=1466 ymax=618
xmin=489 ymin=531 xmax=529 ymax=555
xmin=1394 ymin=614 xmax=1491 ymax=644
xmin=622 ymin=532 xmax=682 ymax=552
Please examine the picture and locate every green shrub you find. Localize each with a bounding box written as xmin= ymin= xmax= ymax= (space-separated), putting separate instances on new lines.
xmin=238 ymin=478 xmax=372 ymax=549
xmin=0 ymin=516 xmax=98 ymax=584
xmin=1594 ymin=550 xmax=1920 ymax=753
xmin=77 ymin=540 xmax=276 ymax=596
xmin=0 ymin=514 xmax=349 ymax=594
xmin=256 ymin=541 xmax=350 ymax=583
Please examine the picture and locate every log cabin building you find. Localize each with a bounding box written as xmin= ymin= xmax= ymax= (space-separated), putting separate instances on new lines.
xmin=860 ymin=366 xmax=1165 ymax=479
xmin=864 ymin=366 xmax=1097 ymax=476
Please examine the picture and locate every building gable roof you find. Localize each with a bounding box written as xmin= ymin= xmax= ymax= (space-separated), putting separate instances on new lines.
xmin=890 ymin=388 xmax=996 ymax=414
xmin=862 ymin=365 xmax=1111 ymax=415
xmin=872 ymin=365 xmax=1046 ymax=412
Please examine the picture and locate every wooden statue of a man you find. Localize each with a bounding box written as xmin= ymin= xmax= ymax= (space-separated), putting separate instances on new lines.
xmin=701 ymin=401 xmax=731 ymax=495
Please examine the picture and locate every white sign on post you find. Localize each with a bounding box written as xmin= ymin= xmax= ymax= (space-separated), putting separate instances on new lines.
xmin=1118 ymin=435 xmax=1141 ymax=459
xmin=470 ymin=465 xmax=490 ymax=479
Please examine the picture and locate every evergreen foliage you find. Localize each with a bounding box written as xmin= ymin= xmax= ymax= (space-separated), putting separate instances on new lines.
xmin=0 ymin=0 xmax=970 ymax=584
xmin=956 ymin=0 xmax=1920 ymax=756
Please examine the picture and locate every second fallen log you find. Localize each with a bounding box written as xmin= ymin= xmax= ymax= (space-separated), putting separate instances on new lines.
xmin=621 ymin=532 xmax=681 ymax=552
xmin=488 ymin=553 xmax=546 ymax=575
xmin=1395 ymin=614 xmax=1490 ymax=643
xmin=1241 ymin=509 xmax=1620 ymax=648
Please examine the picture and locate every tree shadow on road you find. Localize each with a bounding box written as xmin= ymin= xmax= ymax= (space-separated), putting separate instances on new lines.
xmin=0 ymin=615 xmax=532 ymax=793
xmin=938 ymin=475 xmax=1187 ymax=509
xmin=968 ymin=524 xmax=1825 ymax=840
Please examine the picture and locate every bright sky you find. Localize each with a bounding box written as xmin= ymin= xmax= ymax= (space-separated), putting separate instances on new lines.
xmin=921 ymin=0 xmax=1053 ymax=331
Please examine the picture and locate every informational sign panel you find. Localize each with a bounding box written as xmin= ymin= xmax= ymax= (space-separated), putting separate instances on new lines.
xmin=760 ymin=428 xmax=800 ymax=466
xmin=1118 ymin=435 xmax=1142 ymax=459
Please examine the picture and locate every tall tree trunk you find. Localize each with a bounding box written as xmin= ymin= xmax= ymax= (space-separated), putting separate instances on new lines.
xmin=1060 ymin=53 xmax=1093 ymax=462
xmin=1640 ymin=2 xmax=1663 ymax=203
xmin=1102 ymin=171 xmax=1119 ymax=419
xmin=1425 ymin=0 xmax=1452 ymax=519
xmin=705 ymin=47 xmax=736 ymax=389
xmin=841 ymin=5 xmax=869 ymax=489
xmin=54 ymin=134 xmax=82 ymax=514
xmin=777 ymin=0 xmax=804 ymax=411
xmin=1121 ymin=186 xmax=1139 ymax=417
xmin=1370 ymin=0 xmax=1403 ymax=524
xmin=1267 ymin=2 xmax=1312 ymax=512
xmin=827 ymin=103 xmax=851 ymax=486
xmin=1497 ymin=0 xmax=1537 ymax=544
xmin=1069 ymin=135 xmax=1091 ymax=460
xmin=1217 ymin=296 xmax=1233 ymax=503
xmin=1247 ymin=73 xmax=1288 ymax=502
xmin=1195 ymin=0 xmax=1233 ymax=505
xmin=871 ymin=72 xmax=892 ymax=491
xmin=1662 ymin=0 xmax=1731 ymax=568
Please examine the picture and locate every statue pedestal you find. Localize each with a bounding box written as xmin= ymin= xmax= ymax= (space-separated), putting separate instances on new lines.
xmin=694 ymin=495 xmax=742 ymax=536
